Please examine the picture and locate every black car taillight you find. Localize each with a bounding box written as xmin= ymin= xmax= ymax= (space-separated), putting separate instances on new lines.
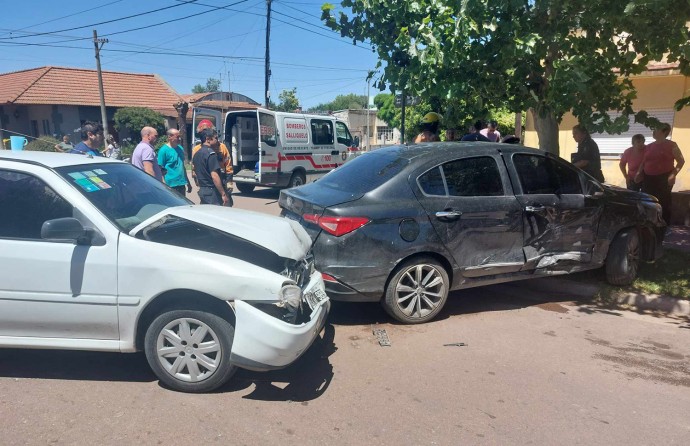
xmin=303 ymin=214 xmax=369 ymax=237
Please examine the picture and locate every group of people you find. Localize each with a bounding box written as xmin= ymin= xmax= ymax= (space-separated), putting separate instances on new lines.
xmin=414 ymin=113 xmax=519 ymax=144
xmin=56 ymin=120 xmax=234 ymax=206
xmin=618 ymin=123 xmax=685 ymax=224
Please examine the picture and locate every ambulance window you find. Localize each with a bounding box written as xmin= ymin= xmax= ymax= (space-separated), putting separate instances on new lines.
xmin=311 ymin=120 xmax=334 ymax=145
xmin=259 ymin=112 xmax=277 ymax=147
xmin=336 ymin=121 xmax=352 ymax=145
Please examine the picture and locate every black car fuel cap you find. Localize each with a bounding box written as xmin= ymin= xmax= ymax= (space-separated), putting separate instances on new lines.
xmin=399 ymin=219 xmax=420 ymax=242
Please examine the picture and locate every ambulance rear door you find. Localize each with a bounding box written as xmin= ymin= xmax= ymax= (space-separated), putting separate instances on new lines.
xmin=191 ymin=107 xmax=223 ymax=144
xmin=257 ymin=109 xmax=280 ymax=186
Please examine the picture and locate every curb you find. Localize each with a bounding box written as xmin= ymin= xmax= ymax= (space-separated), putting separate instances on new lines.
xmin=509 ymin=276 xmax=690 ymax=318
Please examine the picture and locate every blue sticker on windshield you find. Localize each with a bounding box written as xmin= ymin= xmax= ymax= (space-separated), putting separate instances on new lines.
xmin=75 ymin=178 xmax=99 ymax=192
xmin=68 ymin=172 xmax=86 ymax=180
xmin=93 ymin=169 xmax=107 ymax=175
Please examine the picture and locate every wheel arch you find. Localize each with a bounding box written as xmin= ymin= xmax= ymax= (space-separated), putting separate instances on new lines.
xmin=135 ymin=289 xmax=236 ymax=351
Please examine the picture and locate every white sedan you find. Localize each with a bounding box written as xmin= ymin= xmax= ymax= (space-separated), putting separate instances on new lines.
xmin=0 ymin=151 xmax=329 ymax=393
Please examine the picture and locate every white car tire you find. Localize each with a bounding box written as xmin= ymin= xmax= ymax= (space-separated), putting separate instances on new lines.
xmin=144 ymin=309 xmax=237 ymax=393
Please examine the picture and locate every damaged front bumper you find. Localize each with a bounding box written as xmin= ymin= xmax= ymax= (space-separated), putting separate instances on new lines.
xmin=229 ymin=271 xmax=330 ymax=371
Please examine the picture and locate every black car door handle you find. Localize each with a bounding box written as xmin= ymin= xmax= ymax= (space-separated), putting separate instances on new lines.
xmin=435 ymin=210 xmax=462 ymax=220
xmin=525 ymin=205 xmax=546 ymax=213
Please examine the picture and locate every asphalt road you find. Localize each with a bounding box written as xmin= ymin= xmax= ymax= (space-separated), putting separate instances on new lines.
xmin=1 ymin=186 xmax=689 ymax=445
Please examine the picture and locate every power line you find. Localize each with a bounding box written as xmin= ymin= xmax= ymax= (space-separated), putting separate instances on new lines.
xmin=176 ymin=0 xmax=371 ymax=51
xmin=0 ymin=0 xmax=127 ymax=38
xmin=0 ymin=1 xmax=198 ymax=41
xmin=274 ymin=1 xmax=322 ymax=20
xmin=0 ymin=40 xmax=372 ymax=72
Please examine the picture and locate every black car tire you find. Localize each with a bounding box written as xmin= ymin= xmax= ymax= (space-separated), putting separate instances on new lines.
xmin=235 ymin=183 xmax=255 ymax=194
xmin=145 ymin=309 xmax=237 ymax=393
xmin=383 ymin=257 xmax=449 ymax=324
xmin=605 ymin=228 xmax=640 ymax=286
xmin=287 ymin=171 xmax=306 ymax=189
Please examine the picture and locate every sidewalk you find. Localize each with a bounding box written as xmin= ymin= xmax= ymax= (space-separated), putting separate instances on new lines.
xmin=513 ymin=225 xmax=690 ymax=317
xmin=663 ymin=225 xmax=690 ymax=254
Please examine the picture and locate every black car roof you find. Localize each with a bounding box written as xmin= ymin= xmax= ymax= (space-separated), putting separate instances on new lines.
xmin=375 ymin=142 xmax=543 ymax=164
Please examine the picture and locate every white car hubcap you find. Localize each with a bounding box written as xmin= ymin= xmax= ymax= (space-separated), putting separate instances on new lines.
xmin=156 ymin=318 xmax=221 ymax=383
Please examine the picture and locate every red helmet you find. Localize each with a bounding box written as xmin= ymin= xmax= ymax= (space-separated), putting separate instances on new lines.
xmin=197 ymin=119 xmax=214 ymax=132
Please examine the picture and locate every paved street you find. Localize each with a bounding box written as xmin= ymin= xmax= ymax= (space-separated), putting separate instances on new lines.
xmin=1 ymin=187 xmax=689 ymax=445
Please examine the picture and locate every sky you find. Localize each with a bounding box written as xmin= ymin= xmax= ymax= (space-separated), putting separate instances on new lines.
xmin=0 ymin=0 xmax=381 ymax=109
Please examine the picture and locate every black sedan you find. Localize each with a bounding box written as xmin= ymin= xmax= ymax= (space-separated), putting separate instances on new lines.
xmin=279 ymin=143 xmax=666 ymax=324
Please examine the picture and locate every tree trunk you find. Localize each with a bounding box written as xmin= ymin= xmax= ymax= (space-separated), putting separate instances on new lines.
xmin=531 ymin=108 xmax=560 ymax=155
xmin=174 ymin=100 xmax=190 ymax=160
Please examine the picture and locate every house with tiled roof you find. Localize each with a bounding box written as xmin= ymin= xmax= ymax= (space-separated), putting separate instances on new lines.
xmin=0 ymin=66 xmax=183 ymax=144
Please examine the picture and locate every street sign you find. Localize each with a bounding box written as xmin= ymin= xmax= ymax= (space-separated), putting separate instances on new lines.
xmin=395 ymin=94 xmax=421 ymax=107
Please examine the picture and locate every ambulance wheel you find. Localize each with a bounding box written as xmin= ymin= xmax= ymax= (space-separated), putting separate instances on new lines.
xmin=288 ymin=172 xmax=306 ymax=189
xmin=236 ymin=183 xmax=255 ymax=194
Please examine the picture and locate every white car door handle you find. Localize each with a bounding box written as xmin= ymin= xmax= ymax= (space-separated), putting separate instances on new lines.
xmin=525 ymin=205 xmax=546 ymax=213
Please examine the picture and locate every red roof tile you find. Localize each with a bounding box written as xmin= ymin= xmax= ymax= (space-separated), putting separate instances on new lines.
xmin=0 ymin=66 xmax=182 ymax=117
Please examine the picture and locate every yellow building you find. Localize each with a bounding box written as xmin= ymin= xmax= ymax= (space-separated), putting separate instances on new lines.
xmin=524 ymin=63 xmax=690 ymax=193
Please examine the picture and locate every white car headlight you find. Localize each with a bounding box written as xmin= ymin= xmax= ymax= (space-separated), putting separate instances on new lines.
xmin=277 ymin=284 xmax=302 ymax=309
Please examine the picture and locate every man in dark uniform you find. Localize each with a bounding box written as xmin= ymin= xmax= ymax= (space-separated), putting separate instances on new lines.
xmin=572 ymin=124 xmax=605 ymax=182
xmin=192 ymin=128 xmax=230 ymax=206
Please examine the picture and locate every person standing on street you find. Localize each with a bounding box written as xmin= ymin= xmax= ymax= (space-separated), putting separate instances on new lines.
xmin=480 ymin=120 xmax=501 ymax=142
xmin=461 ymin=121 xmax=490 ymax=141
xmin=571 ymin=124 xmax=605 ymax=182
xmin=104 ymin=135 xmax=121 ymax=159
xmin=158 ymin=129 xmax=192 ymax=196
xmin=192 ymin=121 xmax=233 ymax=191
xmin=132 ymin=126 xmax=165 ymax=183
xmin=193 ymin=128 xmax=229 ymax=206
xmin=70 ymin=122 xmax=103 ymax=156
xmin=619 ymin=134 xmax=646 ymax=191
xmin=414 ymin=112 xmax=441 ymax=143
xmin=635 ymin=123 xmax=685 ymax=225
xmin=54 ymin=135 xmax=74 ymax=153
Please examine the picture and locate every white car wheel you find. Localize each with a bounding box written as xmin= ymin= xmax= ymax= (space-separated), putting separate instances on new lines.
xmin=145 ymin=310 xmax=236 ymax=393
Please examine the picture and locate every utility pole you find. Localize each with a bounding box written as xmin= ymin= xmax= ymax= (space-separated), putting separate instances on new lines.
xmin=93 ymin=29 xmax=109 ymax=150
xmin=400 ymin=89 xmax=406 ymax=145
xmin=264 ymin=0 xmax=272 ymax=108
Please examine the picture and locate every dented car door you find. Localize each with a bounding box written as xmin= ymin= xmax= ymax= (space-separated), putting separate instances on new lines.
xmin=508 ymin=152 xmax=603 ymax=270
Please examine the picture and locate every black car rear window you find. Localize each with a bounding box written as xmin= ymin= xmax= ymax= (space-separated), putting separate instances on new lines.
xmin=316 ymin=149 xmax=410 ymax=194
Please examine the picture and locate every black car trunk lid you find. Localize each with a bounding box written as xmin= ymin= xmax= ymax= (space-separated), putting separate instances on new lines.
xmin=279 ymin=183 xmax=363 ymax=241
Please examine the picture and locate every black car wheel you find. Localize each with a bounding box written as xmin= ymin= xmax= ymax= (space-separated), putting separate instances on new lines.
xmin=144 ymin=309 xmax=237 ymax=393
xmin=383 ymin=257 xmax=449 ymax=324
xmin=236 ymin=183 xmax=255 ymax=194
xmin=287 ymin=171 xmax=306 ymax=189
xmin=605 ymin=228 xmax=640 ymax=285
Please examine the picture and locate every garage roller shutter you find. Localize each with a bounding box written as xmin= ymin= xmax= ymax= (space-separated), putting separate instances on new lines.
xmin=591 ymin=108 xmax=675 ymax=156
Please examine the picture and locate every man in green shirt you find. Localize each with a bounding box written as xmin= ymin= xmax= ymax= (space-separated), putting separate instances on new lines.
xmin=54 ymin=135 xmax=74 ymax=153
xmin=157 ymin=129 xmax=192 ymax=196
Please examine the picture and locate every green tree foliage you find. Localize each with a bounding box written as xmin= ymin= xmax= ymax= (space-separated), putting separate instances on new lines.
xmin=113 ymin=107 xmax=166 ymax=138
xmin=191 ymin=78 xmax=222 ymax=94
xmin=274 ymin=88 xmax=301 ymax=112
xmin=310 ymin=93 xmax=368 ymax=113
xmin=25 ymin=136 xmax=60 ymax=152
xmin=373 ymin=93 xmax=396 ymax=126
xmin=323 ymin=0 xmax=690 ymax=153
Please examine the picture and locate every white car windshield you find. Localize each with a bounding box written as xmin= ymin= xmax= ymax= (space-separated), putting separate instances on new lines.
xmin=56 ymin=162 xmax=191 ymax=232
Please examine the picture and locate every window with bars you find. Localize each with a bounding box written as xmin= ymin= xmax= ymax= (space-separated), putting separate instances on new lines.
xmin=591 ymin=109 xmax=675 ymax=156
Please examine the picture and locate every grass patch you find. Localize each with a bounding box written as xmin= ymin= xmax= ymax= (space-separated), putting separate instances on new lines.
xmin=570 ymin=248 xmax=690 ymax=303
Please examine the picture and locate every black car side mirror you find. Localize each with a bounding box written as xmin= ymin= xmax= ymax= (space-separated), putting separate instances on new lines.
xmin=41 ymin=217 xmax=94 ymax=245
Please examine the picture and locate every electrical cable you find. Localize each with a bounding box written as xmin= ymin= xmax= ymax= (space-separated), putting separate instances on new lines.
xmin=0 ymin=1 xmax=199 ymax=41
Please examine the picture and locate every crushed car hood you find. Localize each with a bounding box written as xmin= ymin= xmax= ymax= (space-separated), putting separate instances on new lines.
xmin=603 ymin=184 xmax=658 ymax=203
xmin=130 ymin=205 xmax=312 ymax=260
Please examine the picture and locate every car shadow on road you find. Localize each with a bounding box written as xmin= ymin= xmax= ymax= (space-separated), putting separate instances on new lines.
xmin=326 ymin=282 xmax=590 ymax=327
xmin=214 ymin=323 xmax=337 ymax=402
xmin=0 ymin=349 xmax=156 ymax=383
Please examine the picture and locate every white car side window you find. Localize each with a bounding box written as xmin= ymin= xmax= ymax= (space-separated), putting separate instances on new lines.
xmin=0 ymin=169 xmax=73 ymax=240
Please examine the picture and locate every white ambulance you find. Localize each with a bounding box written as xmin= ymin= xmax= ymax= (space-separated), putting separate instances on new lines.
xmin=192 ymin=108 xmax=360 ymax=194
